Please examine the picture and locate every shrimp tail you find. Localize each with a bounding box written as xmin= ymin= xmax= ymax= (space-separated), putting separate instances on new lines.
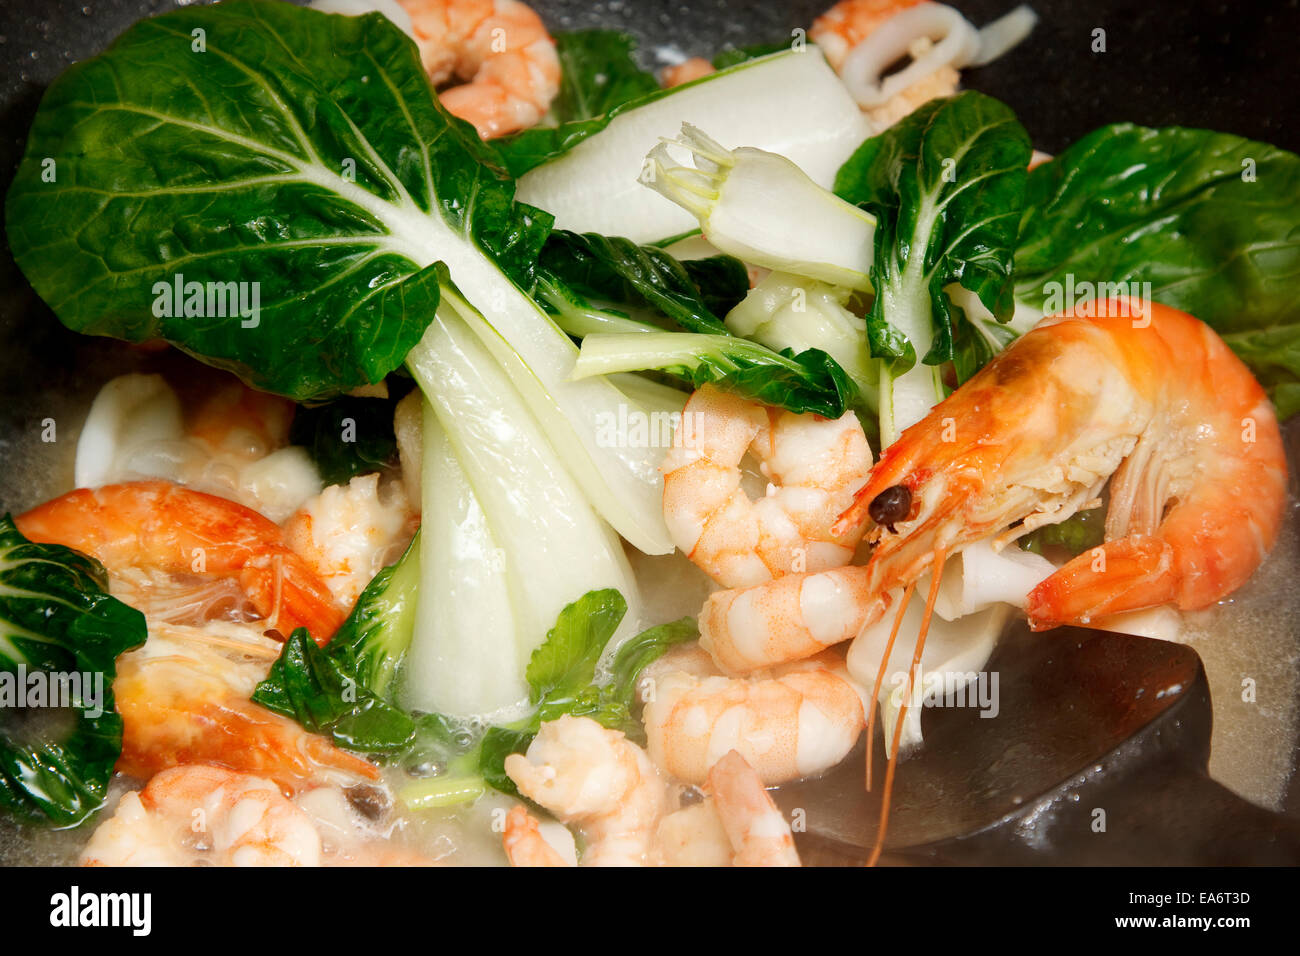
xmin=1025 ymin=536 xmax=1177 ymax=630
xmin=502 ymin=806 xmax=571 ymax=867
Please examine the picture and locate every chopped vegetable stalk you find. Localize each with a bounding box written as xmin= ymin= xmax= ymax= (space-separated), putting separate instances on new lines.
xmin=726 ymin=271 xmax=880 ymax=407
xmin=405 ymin=287 xmax=642 ymax=717
xmin=537 ymin=277 xmax=659 ymax=337
xmin=400 ymin=398 xmax=522 ymax=717
xmin=426 ymin=257 xmax=674 ymax=556
xmin=572 ymin=330 xmax=859 ymax=419
xmin=645 ymin=124 xmax=876 ymax=290
xmin=513 ymin=49 xmax=871 ymax=242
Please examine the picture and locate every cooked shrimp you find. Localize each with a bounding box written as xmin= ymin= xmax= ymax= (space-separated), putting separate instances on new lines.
xmin=503 ymin=742 xmax=799 ymax=867
xmin=811 ymin=0 xmax=925 ymax=70
xmin=661 ymin=57 xmax=715 ymax=88
xmin=16 ymin=480 xmax=345 ymax=644
xmin=839 ymin=299 xmax=1287 ymax=629
xmin=642 ymin=649 xmax=866 ymax=785
xmin=396 ymin=0 xmax=560 ymax=139
xmin=654 ymin=799 xmax=734 ymax=866
xmin=187 ymin=380 xmax=294 ymax=463
xmin=501 ymin=805 xmax=572 ymax=867
xmin=811 ymin=0 xmax=960 ymax=128
xmin=503 ymin=715 xmax=670 ymax=866
xmin=113 ymin=623 xmax=380 ymax=791
xmin=81 ymin=765 xmax=323 ymax=867
xmin=661 ymin=385 xmax=873 ymax=589
xmin=283 ymin=473 xmax=417 ymax=608
xmin=706 ymin=750 xmax=800 ymax=867
xmin=699 ymin=564 xmax=886 ymax=673
xmin=834 ymin=298 xmax=1287 ymax=862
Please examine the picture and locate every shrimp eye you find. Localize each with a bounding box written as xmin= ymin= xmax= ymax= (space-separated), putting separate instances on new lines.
xmin=868 ymin=485 xmax=912 ymax=532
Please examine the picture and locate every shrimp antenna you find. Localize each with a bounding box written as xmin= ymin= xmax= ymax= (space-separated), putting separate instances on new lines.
xmin=866 ymin=550 xmax=946 ymax=868
xmin=864 ymin=580 xmax=916 ymax=792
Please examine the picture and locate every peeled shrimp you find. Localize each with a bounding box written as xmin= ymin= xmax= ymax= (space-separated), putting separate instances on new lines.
xmin=662 ymin=385 xmax=873 ymax=589
xmin=283 ymin=473 xmax=417 ymax=608
xmin=503 ymin=715 xmax=669 ymax=866
xmin=81 ymin=765 xmax=417 ymax=867
xmin=699 ymin=564 xmax=886 ymax=673
xmin=396 ymin=0 xmax=560 ymax=139
xmin=502 ymin=736 xmax=800 ymax=867
xmin=113 ymin=623 xmax=380 ymax=792
xmin=705 ymin=750 xmax=800 ymax=866
xmin=81 ymin=765 xmax=323 ymax=867
xmin=501 ymin=805 xmax=573 ymax=867
xmin=16 ymin=480 xmax=345 ymax=644
xmin=642 ymin=648 xmax=865 ymax=786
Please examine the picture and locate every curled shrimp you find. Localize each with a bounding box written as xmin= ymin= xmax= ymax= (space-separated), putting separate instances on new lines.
xmin=396 ymin=0 xmax=560 ymax=139
xmin=641 ymin=646 xmax=866 ymax=786
xmin=503 ymin=715 xmax=669 ymax=866
xmin=81 ymin=765 xmax=324 ymax=867
xmin=662 ymin=385 xmax=873 ymax=589
xmin=16 ymin=480 xmax=345 ymax=644
xmin=699 ymin=563 xmax=885 ymax=673
xmin=833 ymin=298 xmax=1287 ymax=863
xmin=113 ymin=622 xmax=380 ymax=792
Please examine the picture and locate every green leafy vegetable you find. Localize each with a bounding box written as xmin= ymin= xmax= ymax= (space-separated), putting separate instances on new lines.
xmin=494 ymin=29 xmax=673 ymax=178
xmin=0 ymin=516 xmax=147 ymax=825
xmin=524 ymin=589 xmax=627 ymax=709
xmin=253 ymin=531 xmax=420 ymax=754
xmin=251 ymin=628 xmax=416 ymax=755
xmin=1020 ymin=508 xmax=1106 ymax=557
xmin=476 ymin=591 xmax=697 ymax=794
xmin=711 ymin=41 xmax=791 ymax=70
xmin=289 ymin=391 xmax=410 ymax=487
xmin=549 ymin=30 xmax=659 ymax=124
xmin=538 ymin=231 xmax=747 ymax=334
xmin=834 ymin=92 xmax=1031 ymax=445
xmin=1014 ymin=124 xmax=1300 ymax=417
xmin=573 ymin=330 xmax=860 ymax=418
xmin=5 ymin=1 xmax=550 ymax=401
xmin=256 ymin=562 xmax=695 ymax=802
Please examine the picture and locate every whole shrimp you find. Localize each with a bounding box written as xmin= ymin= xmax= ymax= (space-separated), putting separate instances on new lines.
xmin=834 ymin=298 xmax=1286 ymax=862
xmin=16 ymin=480 xmax=345 ymax=644
xmin=396 ymin=0 xmax=560 ymax=139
